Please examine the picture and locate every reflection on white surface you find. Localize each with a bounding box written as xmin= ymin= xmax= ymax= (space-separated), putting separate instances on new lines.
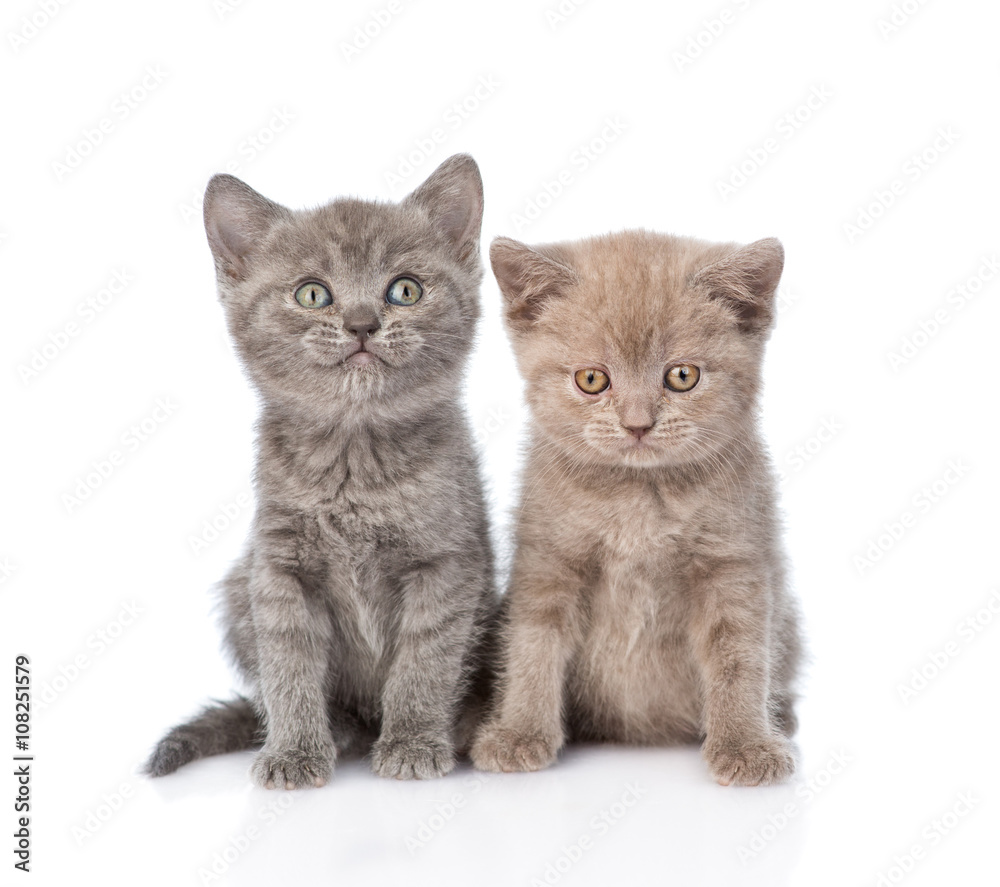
xmin=77 ymin=744 xmax=808 ymax=886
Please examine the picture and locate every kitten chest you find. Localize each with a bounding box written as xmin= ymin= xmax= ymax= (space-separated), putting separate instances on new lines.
xmin=568 ymin=480 xmax=703 ymax=743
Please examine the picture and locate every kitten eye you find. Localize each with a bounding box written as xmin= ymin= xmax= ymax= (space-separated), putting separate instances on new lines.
xmin=575 ymin=368 xmax=610 ymax=394
xmin=386 ymin=276 xmax=423 ymax=306
xmin=294 ymin=281 xmax=332 ymax=308
xmin=664 ymin=364 xmax=700 ymax=392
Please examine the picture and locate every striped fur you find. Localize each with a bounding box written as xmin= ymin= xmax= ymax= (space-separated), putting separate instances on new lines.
xmin=146 ymin=156 xmax=497 ymax=788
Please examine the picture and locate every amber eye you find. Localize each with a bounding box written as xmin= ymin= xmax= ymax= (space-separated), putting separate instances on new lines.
xmin=664 ymin=364 xmax=700 ymax=392
xmin=575 ymin=368 xmax=610 ymax=394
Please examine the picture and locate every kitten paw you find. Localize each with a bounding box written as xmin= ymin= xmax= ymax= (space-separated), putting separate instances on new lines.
xmin=704 ymin=735 xmax=795 ymax=787
xmin=371 ymin=734 xmax=455 ymax=780
xmin=251 ymin=743 xmax=335 ymax=790
xmin=470 ymin=725 xmax=560 ymax=773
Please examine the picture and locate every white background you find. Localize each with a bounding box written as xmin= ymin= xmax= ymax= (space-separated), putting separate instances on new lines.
xmin=1 ymin=0 xmax=997 ymax=884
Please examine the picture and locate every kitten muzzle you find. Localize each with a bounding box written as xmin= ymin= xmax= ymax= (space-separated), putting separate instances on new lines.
xmin=345 ymin=345 xmax=378 ymax=367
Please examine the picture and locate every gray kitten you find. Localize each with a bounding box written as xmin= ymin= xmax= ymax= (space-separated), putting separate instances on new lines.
xmin=146 ymin=155 xmax=496 ymax=788
xmin=471 ymin=230 xmax=801 ymax=786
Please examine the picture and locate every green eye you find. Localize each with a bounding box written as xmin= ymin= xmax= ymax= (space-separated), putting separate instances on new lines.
xmin=664 ymin=364 xmax=700 ymax=392
xmin=386 ymin=276 xmax=423 ymax=306
xmin=294 ymin=281 xmax=332 ymax=308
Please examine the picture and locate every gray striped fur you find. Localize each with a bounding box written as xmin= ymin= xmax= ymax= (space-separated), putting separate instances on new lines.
xmin=146 ymin=155 xmax=497 ymax=787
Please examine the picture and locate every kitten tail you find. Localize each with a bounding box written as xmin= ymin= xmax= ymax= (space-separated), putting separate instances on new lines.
xmin=144 ymin=697 xmax=261 ymax=777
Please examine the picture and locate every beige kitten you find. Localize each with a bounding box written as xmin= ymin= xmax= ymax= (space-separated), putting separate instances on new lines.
xmin=470 ymin=230 xmax=802 ymax=786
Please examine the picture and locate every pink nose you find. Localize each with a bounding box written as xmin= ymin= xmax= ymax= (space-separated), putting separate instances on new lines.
xmin=624 ymin=423 xmax=653 ymax=440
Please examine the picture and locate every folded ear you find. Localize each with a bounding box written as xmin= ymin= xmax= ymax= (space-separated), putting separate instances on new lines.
xmin=404 ymin=153 xmax=483 ymax=263
xmin=203 ymin=174 xmax=288 ymax=279
xmin=693 ymin=237 xmax=784 ymax=334
xmin=490 ymin=237 xmax=578 ymax=331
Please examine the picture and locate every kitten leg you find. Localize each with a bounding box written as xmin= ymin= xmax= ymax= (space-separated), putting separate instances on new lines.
xmin=769 ymin=691 xmax=799 ymax=738
xmin=371 ymin=560 xmax=483 ymax=780
xmin=691 ymin=561 xmax=795 ymax=787
xmin=248 ymin=563 xmax=336 ymax=790
xmin=470 ymin=564 xmax=581 ymax=773
xmin=769 ymin=601 xmax=803 ymax=737
xmin=452 ymin=603 xmax=502 ymax=755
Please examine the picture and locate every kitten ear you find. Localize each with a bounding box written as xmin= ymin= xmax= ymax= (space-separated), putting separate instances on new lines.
xmin=204 ymin=174 xmax=288 ymax=279
xmin=694 ymin=237 xmax=784 ymax=333
xmin=404 ymin=154 xmax=483 ymax=262
xmin=490 ymin=237 xmax=578 ymax=331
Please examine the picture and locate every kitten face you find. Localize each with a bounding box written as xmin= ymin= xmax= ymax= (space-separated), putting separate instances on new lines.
xmin=204 ymin=155 xmax=484 ymax=421
xmin=491 ymin=230 xmax=783 ymax=469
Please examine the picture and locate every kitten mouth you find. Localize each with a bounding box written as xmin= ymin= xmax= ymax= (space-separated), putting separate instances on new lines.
xmin=618 ymin=437 xmax=664 ymax=461
xmin=344 ymin=344 xmax=381 ymax=367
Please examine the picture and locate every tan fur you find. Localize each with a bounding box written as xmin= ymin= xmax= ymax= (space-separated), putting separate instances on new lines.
xmin=471 ymin=230 xmax=801 ymax=786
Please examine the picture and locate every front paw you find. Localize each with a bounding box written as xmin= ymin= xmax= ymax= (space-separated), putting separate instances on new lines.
xmin=704 ymin=734 xmax=795 ymax=787
xmin=371 ymin=734 xmax=455 ymax=780
xmin=251 ymin=742 xmax=335 ymax=790
xmin=470 ymin=724 xmax=560 ymax=773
